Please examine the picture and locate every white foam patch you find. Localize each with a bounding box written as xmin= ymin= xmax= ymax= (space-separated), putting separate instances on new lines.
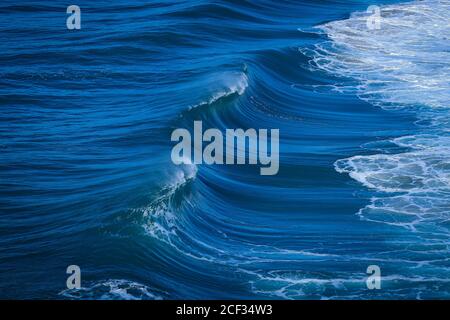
xmin=246 ymin=268 xmax=450 ymax=299
xmin=336 ymin=135 xmax=450 ymax=234
xmin=310 ymin=0 xmax=450 ymax=109
xmin=59 ymin=279 xmax=165 ymax=300
xmin=309 ymin=1 xmax=450 ymax=238
xmin=335 ymin=135 xmax=450 ymax=194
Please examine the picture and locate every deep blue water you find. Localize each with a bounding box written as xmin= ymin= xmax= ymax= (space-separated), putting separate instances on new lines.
xmin=0 ymin=0 xmax=449 ymax=299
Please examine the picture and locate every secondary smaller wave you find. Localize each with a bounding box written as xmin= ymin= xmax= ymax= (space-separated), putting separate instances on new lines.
xmin=188 ymin=70 xmax=248 ymax=110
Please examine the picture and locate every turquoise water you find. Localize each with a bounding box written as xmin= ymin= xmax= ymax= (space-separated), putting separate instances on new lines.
xmin=0 ymin=0 xmax=449 ymax=299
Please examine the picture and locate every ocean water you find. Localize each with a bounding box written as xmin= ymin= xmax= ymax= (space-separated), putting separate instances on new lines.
xmin=0 ymin=0 xmax=449 ymax=299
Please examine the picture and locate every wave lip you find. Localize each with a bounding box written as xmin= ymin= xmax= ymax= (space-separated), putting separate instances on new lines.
xmin=141 ymin=161 xmax=197 ymax=245
xmin=188 ymin=71 xmax=248 ymax=110
xmin=335 ymin=135 xmax=450 ymax=194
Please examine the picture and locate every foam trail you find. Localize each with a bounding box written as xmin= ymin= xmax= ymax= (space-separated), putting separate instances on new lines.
xmin=59 ymin=279 xmax=165 ymax=300
xmin=141 ymin=160 xmax=197 ymax=245
xmin=311 ymin=0 xmax=450 ymax=109
xmin=311 ymin=1 xmax=450 ymax=235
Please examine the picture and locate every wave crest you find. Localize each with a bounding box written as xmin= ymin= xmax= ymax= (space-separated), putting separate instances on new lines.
xmin=59 ymin=279 xmax=165 ymax=300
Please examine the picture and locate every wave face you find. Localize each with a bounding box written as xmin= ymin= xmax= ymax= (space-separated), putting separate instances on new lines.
xmin=0 ymin=0 xmax=449 ymax=299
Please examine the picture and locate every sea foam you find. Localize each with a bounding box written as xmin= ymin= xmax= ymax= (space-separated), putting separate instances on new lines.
xmin=311 ymin=0 xmax=450 ymax=235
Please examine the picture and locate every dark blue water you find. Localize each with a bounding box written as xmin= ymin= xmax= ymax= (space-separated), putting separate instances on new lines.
xmin=1 ymin=0 xmax=449 ymax=299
